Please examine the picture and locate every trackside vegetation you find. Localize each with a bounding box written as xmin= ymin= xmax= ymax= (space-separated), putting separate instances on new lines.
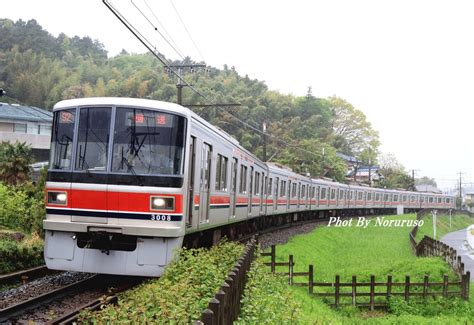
xmin=415 ymin=212 xmax=474 ymax=241
xmin=269 ymin=214 xmax=474 ymax=324
xmin=236 ymin=252 xmax=300 ymax=324
xmin=79 ymin=241 xmax=244 ymax=323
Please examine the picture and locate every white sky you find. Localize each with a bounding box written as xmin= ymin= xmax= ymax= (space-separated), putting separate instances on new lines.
xmin=3 ymin=0 xmax=474 ymax=192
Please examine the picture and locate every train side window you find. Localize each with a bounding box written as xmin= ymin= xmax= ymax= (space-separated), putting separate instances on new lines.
xmin=320 ymin=187 xmax=326 ymax=199
xmin=281 ymin=180 xmax=286 ymax=197
xmin=215 ymin=154 xmax=228 ymax=191
xmin=268 ymin=178 xmax=273 ymax=196
xmin=275 ymin=177 xmax=279 ymax=198
xmin=239 ymin=165 xmax=247 ymax=194
xmin=301 ymin=185 xmax=306 ymax=198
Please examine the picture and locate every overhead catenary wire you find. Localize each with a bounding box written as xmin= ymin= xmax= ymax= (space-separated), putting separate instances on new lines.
xmin=104 ymin=0 xmax=322 ymax=160
xmin=130 ymin=0 xmax=186 ymax=60
xmin=170 ymin=0 xmax=206 ymax=63
xmin=142 ymin=0 xmax=187 ymax=60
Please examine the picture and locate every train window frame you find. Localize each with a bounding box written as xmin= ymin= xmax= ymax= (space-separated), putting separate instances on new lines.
xmin=239 ymin=165 xmax=247 ymax=194
xmin=268 ymin=177 xmax=273 ymax=196
xmin=281 ymin=180 xmax=286 ymax=197
xmin=215 ymin=154 xmax=228 ymax=192
xmin=49 ymin=108 xmax=78 ymax=171
xmin=330 ymin=188 xmax=336 ymax=200
xmin=275 ymin=177 xmax=280 ymax=198
xmin=320 ymin=187 xmax=327 ymax=200
xmin=254 ymin=172 xmax=260 ymax=195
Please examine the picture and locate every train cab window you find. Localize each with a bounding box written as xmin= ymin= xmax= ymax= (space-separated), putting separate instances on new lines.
xmin=239 ymin=165 xmax=248 ymax=194
xmin=50 ymin=109 xmax=77 ymax=170
xmin=112 ymin=107 xmax=186 ymax=175
xmin=74 ymin=107 xmax=112 ymax=172
xmin=215 ymin=154 xmax=228 ymax=191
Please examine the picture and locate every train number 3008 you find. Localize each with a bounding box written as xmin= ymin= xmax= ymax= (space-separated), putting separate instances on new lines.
xmin=151 ymin=214 xmax=172 ymax=221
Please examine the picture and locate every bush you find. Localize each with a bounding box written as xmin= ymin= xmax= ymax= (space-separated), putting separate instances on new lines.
xmin=236 ymin=252 xmax=300 ymax=324
xmin=0 ymin=183 xmax=45 ymax=235
xmin=0 ymin=232 xmax=44 ymax=274
xmin=80 ymin=240 xmax=245 ymax=323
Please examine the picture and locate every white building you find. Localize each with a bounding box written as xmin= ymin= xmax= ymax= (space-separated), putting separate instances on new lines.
xmin=0 ymin=102 xmax=53 ymax=161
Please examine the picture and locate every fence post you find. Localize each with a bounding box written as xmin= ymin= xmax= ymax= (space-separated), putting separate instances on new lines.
xmin=404 ymin=276 xmax=410 ymax=301
xmin=289 ymin=255 xmax=294 ymax=285
xmin=370 ymin=275 xmax=375 ymax=311
xmin=225 ymin=276 xmax=234 ymax=322
xmin=208 ymin=298 xmax=220 ymax=324
xmin=201 ymin=309 xmax=214 ymax=325
xmin=442 ymin=275 xmax=448 ymax=298
xmin=271 ymin=245 xmax=276 ymax=273
xmin=466 ymin=271 xmax=470 ymax=300
xmin=215 ymin=290 xmax=225 ymax=325
xmin=386 ymin=275 xmax=392 ymax=300
xmin=423 ymin=275 xmax=429 ymax=300
xmin=335 ymin=275 xmax=340 ymax=308
xmin=220 ymin=282 xmax=230 ymax=325
xmin=352 ymin=275 xmax=357 ymax=306
xmin=308 ymin=265 xmax=314 ymax=295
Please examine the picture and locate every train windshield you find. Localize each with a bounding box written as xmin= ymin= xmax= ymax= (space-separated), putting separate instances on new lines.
xmin=111 ymin=107 xmax=186 ymax=175
xmin=50 ymin=109 xmax=76 ymax=170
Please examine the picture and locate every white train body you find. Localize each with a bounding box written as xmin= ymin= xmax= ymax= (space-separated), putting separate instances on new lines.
xmin=43 ymin=98 xmax=455 ymax=276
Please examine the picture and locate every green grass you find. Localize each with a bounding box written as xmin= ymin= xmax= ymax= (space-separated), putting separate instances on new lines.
xmin=265 ymin=214 xmax=474 ymax=324
xmin=416 ymin=212 xmax=474 ymax=241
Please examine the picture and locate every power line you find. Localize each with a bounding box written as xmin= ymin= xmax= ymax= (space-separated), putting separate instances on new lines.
xmin=104 ymin=0 xmax=326 ymax=163
xmin=130 ymin=0 xmax=186 ymax=60
xmin=142 ymin=0 xmax=187 ymax=59
xmin=170 ymin=0 xmax=206 ymax=62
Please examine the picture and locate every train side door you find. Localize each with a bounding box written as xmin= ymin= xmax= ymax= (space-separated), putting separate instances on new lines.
xmin=199 ymin=143 xmax=212 ymax=224
xmin=230 ymin=158 xmax=238 ymax=219
xmin=187 ymin=136 xmax=196 ymax=227
xmin=248 ymin=166 xmax=254 ymax=216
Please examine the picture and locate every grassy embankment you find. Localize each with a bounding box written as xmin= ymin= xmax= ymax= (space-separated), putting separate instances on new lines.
xmin=268 ymin=214 xmax=474 ymax=324
xmin=415 ymin=211 xmax=474 ymax=241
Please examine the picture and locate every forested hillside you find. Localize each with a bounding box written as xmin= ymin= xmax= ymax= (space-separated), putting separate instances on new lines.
xmin=0 ymin=18 xmax=382 ymax=182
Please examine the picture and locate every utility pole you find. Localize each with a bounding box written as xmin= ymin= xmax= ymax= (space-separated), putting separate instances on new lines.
xmin=167 ymin=64 xmax=207 ymax=105
xmin=410 ymin=169 xmax=419 ymax=191
xmin=459 ymin=172 xmax=464 ymax=209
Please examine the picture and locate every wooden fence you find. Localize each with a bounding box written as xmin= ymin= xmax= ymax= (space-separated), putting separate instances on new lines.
xmin=263 ymin=244 xmax=470 ymax=309
xmin=197 ymin=238 xmax=256 ymax=325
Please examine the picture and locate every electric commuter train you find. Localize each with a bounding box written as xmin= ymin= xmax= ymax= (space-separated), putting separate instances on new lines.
xmin=43 ymin=98 xmax=455 ymax=276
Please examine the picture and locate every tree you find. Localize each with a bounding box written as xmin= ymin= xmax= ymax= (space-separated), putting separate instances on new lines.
xmin=415 ymin=176 xmax=437 ymax=187
xmin=377 ymin=153 xmax=413 ymax=189
xmin=329 ymin=96 xmax=380 ymax=157
xmin=0 ymin=142 xmax=33 ymax=185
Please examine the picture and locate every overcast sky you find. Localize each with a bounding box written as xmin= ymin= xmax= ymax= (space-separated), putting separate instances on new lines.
xmin=3 ymin=0 xmax=474 ymax=192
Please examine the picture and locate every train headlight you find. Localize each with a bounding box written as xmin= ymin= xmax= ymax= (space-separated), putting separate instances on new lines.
xmin=150 ymin=196 xmax=174 ymax=211
xmin=48 ymin=191 xmax=67 ymax=205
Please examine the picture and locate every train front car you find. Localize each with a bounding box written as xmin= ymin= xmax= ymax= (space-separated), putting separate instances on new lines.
xmin=43 ymin=98 xmax=189 ymax=276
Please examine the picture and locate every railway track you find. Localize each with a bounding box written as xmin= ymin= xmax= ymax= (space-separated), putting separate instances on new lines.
xmin=0 ymin=265 xmax=57 ymax=288
xmin=0 ymin=273 xmax=144 ymax=324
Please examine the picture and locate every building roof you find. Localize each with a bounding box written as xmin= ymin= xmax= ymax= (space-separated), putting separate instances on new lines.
xmin=0 ymin=102 xmax=52 ymax=123
xmin=337 ymin=152 xmax=360 ymax=163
